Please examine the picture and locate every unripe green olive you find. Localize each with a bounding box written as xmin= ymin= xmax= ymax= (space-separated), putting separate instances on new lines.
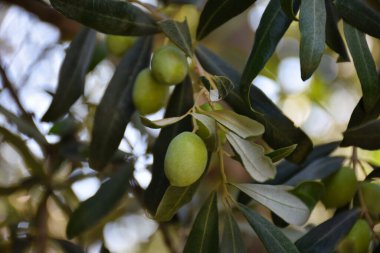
xmin=164 ymin=132 xmax=208 ymax=187
xmin=361 ymin=181 xmax=380 ymax=216
xmin=106 ymin=35 xmax=136 ymax=56
xmin=321 ymin=167 xmax=357 ymax=208
xmin=132 ymin=69 xmax=169 ymax=115
xmin=337 ymin=219 xmax=372 ymax=253
xmin=151 ymin=45 xmax=188 ymax=86
xmin=173 ymin=4 xmax=200 ymax=39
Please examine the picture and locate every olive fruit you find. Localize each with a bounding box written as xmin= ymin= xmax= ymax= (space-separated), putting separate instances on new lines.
xmin=151 ymin=45 xmax=188 ymax=85
xmin=173 ymin=4 xmax=200 ymax=38
xmin=106 ymin=35 xmax=136 ymax=56
xmin=337 ymin=219 xmax=372 ymax=253
xmin=361 ymin=181 xmax=380 ymax=216
xmin=132 ymin=69 xmax=169 ymax=115
xmin=321 ymin=167 xmax=357 ymax=208
xmin=164 ymin=132 xmax=208 ymax=187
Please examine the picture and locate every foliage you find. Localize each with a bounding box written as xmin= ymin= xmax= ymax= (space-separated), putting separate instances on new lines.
xmin=0 ymin=0 xmax=379 ymax=252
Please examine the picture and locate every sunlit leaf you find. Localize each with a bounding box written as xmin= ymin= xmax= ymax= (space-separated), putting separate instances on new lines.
xmin=238 ymin=204 xmax=300 ymax=253
xmin=295 ymin=209 xmax=360 ymax=253
xmin=66 ymin=162 xmax=133 ymax=238
xmin=202 ymin=110 xmax=264 ymax=139
xmin=50 ymin=0 xmax=159 ymax=36
xmin=299 ymin=0 xmax=326 ymax=80
xmin=89 ymin=37 xmax=152 ymax=171
xmin=197 ymin=0 xmax=256 ymax=40
xmin=192 ymin=113 xmax=217 ymax=139
xmin=183 ymin=192 xmax=219 ymax=253
xmin=140 ymin=113 xmax=189 ymax=129
xmin=42 ymin=28 xmax=96 ymax=122
xmin=159 ymin=19 xmax=193 ymax=56
xmin=227 ymin=132 xmax=276 ymax=182
xmin=344 ymin=22 xmax=379 ymax=112
xmin=234 ymin=183 xmax=309 ymax=225
xmin=221 ymin=213 xmax=246 ymax=253
xmin=266 ymin=144 xmax=297 ymax=163
xmin=341 ymin=120 xmax=380 ymax=150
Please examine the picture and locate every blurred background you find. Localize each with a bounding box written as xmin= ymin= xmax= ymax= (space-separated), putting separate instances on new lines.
xmin=0 ymin=0 xmax=379 ymax=252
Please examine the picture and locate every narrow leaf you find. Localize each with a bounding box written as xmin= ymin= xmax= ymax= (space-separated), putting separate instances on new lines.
xmin=221 ymin=213 xmax=246 ymax=253
xmin=346 ymin=97 xmax=380 ymax=129
xmin=183 ymin=193 xmax=219 ymax=253
xmin=50 ymin=0 xmax=159 ymax=36
xmin=140 ymin=113 xmax=189 ymax=129
xmin=266 ymin=144 xmax=297 ymax=163
xmin=299 ymin=0 xmax=326 ymax=80
xmin=290 ymin=181 xmax=324 ymax=210
xmin=344 ymin=22 xmax=379 ymax=112
xmin=238 ymin=204 xmax=300 ymax=253
xmin=55 ymin=239 xmax=85 ymax=253
xmin=42 ymin=28 xmax=96 ymax=122
xmin=227 ymin=132 xmax=276 ymax=182
xmin=341 ymin=119 xmax=380 ymax=150
xmin=324 ymin=0 xmax=349 ymax=62
xmin=285 ymin=156 xmax=344 ymax=186
xmin=234 ymin=184 xmax=309 ymax=225
xmin=66 ymin=162 xmax=133 ymax=238
xmin=202 ymin=110 xmax=264 ymax=139
xmin=159 ymin=19 xmax=193 ymax=56
xmin=192 ymin=113 xmax=217 ymax=139
xmin=201 ymin=75 xmax=234 ymax=101
xmin=240 ymin=0 xmax=298 ymax=96
xmin=280 ymin=0 xmax=298 ymax=20
xmin=89 ymin=37 xmax=152 ymax=171
xmin=335 ymin=0 xmax=380 ymax=38
xmin=295 ymin=209 xmax=360 ymax=253
xmin=144 ymin=78 xmax=194 ymax=214
xmin=197 ymin=0 xmax=256 ymax=40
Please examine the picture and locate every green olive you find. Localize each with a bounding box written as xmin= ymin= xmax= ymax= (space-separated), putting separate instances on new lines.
xmin=132 ymin=69 xmax=169 ymax=115
xmin=151 ymin=45 xmax=188 ymax=86
xmin=173 ymin=4 xmax=200 ymax=39
xmin=164 ymin=132 xmax=208 ymax=187
xmin=338 ymin=219 xmax=372 ymax=253
xmin=196 ymin=102 xmax=225 ymax=142
xmin=321 ymin=167 xmax=357 ymax=208
xmin=361 ymin=181 xmax=380 ymax=216
xmin=106 ymin=35 xmax=136 ymax=56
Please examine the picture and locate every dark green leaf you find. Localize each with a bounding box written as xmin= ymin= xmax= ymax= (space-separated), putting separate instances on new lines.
xmin=266 ymin=144 xmax=297 ymax=163
xmin=234 ymin=184 xmax=309 ymax=225
xmin=196 ymin=0 xmax=256 ymax=40
xmin=221 ymin=213 xmax=246 ymax=253
xmin=42 ymin=28 xmax=96 ymax=122
xmin=154 ymin=181 xmax=202 ymax=222
xmin=89 ymin=37 xmax=152 ymax=171
xmin=324 ymin=0 xmax=349 ymax=62
xmin=346 ymin=97 xmax=380 ymax=129
xmin=159 ymin=19 xmax=193 ymax=56
xmin=344 ymin=22 xmax=379 ymax=112
xmin=238 ymin=204 xmax=300 ymax=253
xmin=335 ymin=0 xmax=380 ymax=38
xmin=88 ymin=40 xmax=108 ymax=72
xmin=50 ymin=0 xmax=159 ymax=36
xmin=295 ymin=209 xmax=360 ymax=253
xmin=341 ymin=119 xmax=380 ymax=150
xmin=290 ymin=181 xmax=324 ymax=210
xmin=183 ymin=193 xmax=219 ymax=253
xmin=66 ymin=162 xmax=133 ymax=238
xmin=299 ymin=0 xmax=326 ymax=80
xmin=144 ymin=78 xmax=194 ymax=214
xmin=196 ymin=45 xmax=312 ymax=164
xmin=285 ymin=156 xmax=344 ymax=186
xmin=55 ymin=239 xmax=85 ymax=253
xmin=280 ymin=0 xmax=298 ymax=20
xmin=240 ymin=0 xmax=298 ymax=96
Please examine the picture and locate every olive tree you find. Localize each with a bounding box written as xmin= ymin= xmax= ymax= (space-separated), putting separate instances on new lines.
xmin=0 ymin=0 xmax=380 ymax=252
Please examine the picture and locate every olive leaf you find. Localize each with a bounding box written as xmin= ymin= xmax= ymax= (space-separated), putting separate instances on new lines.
xmin=290 ymin=181 xmax=324 ymax=210
xmin=266 ymin=144 xmax=297 ymax=163
xmin=183 ymin=192 xmax=219 ymax=253
xmin=159 ymin=19 xmax=193 ymax=56
xmin=89 ymin=37 xmax=152 ymax=171
xmin=343 ymin=22 xmax=379 ymax=112
xmin=50 ymin=0 xmax=159 ymax=36
xmin=221 ymin=213 xmax=246 ymax=253
xmin=202 ymin=109 xmax=264 ymax=139
xmin=140 ymin=113 xmax=190 ymax=129
xmin=341 ymin=119 xmax=380 ymax=150
xmin=43 ymin=28 xmax=97 ymax=122
xmin=280 ymin=0 xmax=298 ymax=21
xmin=227 ymin=132 xmax=276 ymax=182
xmin=238 ymin=204 xmax=300 ymax=253
xmin=234 ymin=183 xmax=309 ymax=225
xmin=200 ymin=75 xmax=234 ymax=101
xmin=192 ymin=112 xmax=217 ymax=139
xmin=299 ymin=0 xmax=326 ymax=80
